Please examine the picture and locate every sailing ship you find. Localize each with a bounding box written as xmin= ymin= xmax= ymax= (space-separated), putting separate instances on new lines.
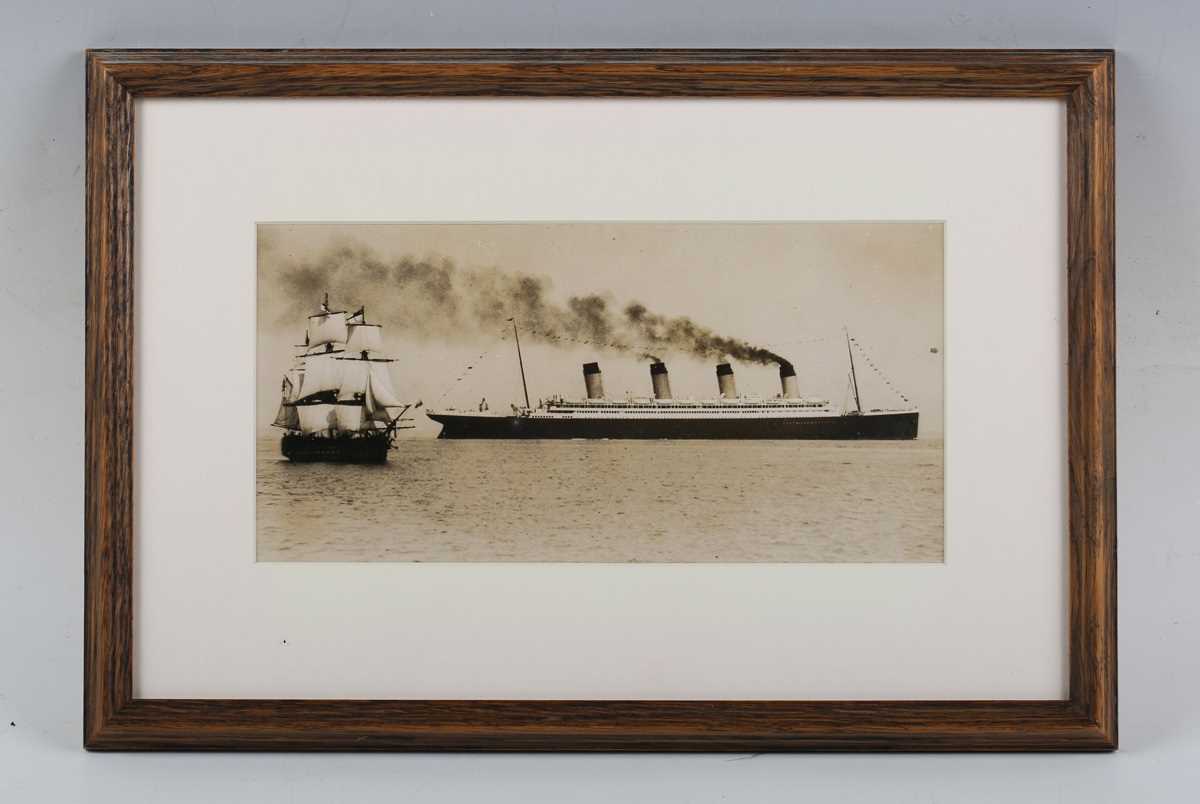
xmin=425 ymin=322 xmax=918 ymax=440
xmin=272 ymin=295 xmax=416 ymax=462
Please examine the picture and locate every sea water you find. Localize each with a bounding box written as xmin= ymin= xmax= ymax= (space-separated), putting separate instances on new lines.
xmin=256 ymin=437 xmax=944 ymax=563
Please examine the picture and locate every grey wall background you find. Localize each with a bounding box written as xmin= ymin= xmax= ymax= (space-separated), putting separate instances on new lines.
xmin=1 ymin=1 xmax=1195 ymax=801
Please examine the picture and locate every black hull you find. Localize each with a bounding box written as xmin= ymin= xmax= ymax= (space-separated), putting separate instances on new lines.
xmin=280 ymin=433 xmax=391 ymax=463
xmin=426 ymin=410 xmax=919 ymax=440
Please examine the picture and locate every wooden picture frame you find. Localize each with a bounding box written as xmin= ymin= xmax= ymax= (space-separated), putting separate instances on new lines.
xmin=85 ymin=49 xmax=1115 ymax=751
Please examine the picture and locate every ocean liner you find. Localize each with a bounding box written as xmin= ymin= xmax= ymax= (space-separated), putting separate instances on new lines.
xmin=272 ymin=296 xmax=415 ymax=462
xmin=425 ymin=323 xmax=918 ymax=440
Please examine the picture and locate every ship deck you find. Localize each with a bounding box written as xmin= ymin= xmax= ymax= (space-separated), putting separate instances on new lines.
xmin=430 ymin=397 xmax=912 ymax=420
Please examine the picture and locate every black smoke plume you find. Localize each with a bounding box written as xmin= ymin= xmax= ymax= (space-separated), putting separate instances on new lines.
xmin=268 ymin=241 xmax=789 ymax=367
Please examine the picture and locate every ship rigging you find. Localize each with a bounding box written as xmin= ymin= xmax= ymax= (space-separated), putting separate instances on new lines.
xmin=273 ymin=295 xmax=418 ymax=462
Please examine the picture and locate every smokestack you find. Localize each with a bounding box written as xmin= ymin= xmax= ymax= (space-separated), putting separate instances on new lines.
xmin=779 ymin=362 xmax=800 ymax=398
xmin=716 ymin=362 xmax=737 ymax=398
xmin=582 ymin=361 xmax=604 ymax=399
xmin=649 ymin=361 xmax=673 ymax=400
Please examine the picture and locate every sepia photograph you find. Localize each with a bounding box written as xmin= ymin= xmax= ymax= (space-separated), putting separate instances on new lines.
xmin=257 ymin=221 xmax=943 ymax=563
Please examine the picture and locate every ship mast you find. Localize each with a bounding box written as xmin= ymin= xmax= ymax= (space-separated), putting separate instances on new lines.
xmin=846 ymin=329 xmax=863 ymax=414
xmin=276 ymin=297 xmax=414 ymax=438
xmin=511 ymin=318 xmax=531 ymax=410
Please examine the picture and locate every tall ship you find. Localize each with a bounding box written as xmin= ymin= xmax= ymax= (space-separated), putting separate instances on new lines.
xmin=272 ymin=296 xmax=415 ymax=462
xmin=425 ymin=323 xmax=918 ymax=440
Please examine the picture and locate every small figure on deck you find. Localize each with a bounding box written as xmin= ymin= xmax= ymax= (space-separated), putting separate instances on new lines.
xmin=479 ymin=397 xmax=489 ymax=412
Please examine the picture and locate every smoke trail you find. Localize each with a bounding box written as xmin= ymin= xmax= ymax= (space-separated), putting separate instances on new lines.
xmin=267 ymin=240 xmax=789 ymax=367
xmin=622 ymin=303 xmax=790 ymax=368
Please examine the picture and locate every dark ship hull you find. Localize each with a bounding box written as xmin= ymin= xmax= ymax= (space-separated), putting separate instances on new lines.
xmin=426 ymin=410 xmax=918 ymax=440
xmin=281 ymin=432 xmax=391 ymax=463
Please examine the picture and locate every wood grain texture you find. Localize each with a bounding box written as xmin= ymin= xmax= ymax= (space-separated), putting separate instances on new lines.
xmin=1065 ymin=54 xmax=1118 ymax=747
xmin=88 ymin=48 xmax=1109 ymax=97
xmin=84 ymin=52 xmax=135 ymax=750
xmin=83 ymin=49 xmax=1116 ymax=752
xmin=92 ymin=700 xmax=1111 ymax=752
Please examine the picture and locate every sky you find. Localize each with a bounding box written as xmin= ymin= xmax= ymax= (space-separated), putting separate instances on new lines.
xmin=257 ymin=222 xmax=944 ymax=437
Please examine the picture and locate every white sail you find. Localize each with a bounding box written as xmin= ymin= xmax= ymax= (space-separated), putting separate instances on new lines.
xmin=364 ymin=380 xmax=391 ymax=423
xmin=334 ymin=403 xmax=365 ymax=432
xmin=346 ymin=323 xmax=382 ymax=354
xmin=296 ymin=403 xmax=337 ymax=434
xmin=280 ymin=300 xmax=406 ymax=440
xmin=281 ymin=369 xmax=307 ymax=403
xmin=307 ymin=311 xmax=348 ymax=347
xmin=337 ymin=359 xmax=370 ymax=401
xmin=272 ymin=402 xmax=299 ymax=429
xmin=297 ymin=354 xmax=342 ymax=399
xmin=368 ymin=363 xmax=403 ymax=408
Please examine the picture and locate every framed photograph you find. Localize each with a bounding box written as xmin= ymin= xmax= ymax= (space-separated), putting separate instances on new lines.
xmin=85 ymin=49 xmax=1115 ymax=750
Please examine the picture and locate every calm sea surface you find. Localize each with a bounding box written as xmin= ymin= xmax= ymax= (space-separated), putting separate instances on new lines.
xmin=257 ymin=437 xmax=943 ymax=563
